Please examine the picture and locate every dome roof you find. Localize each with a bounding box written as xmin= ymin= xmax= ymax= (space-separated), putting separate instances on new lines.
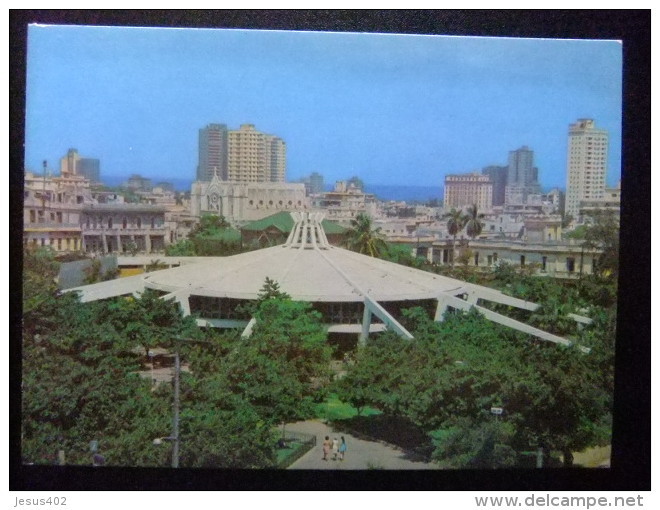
xmin=142 ymin=242 xmax=465 ymax=302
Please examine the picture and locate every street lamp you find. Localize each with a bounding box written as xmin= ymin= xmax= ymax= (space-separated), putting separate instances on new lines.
xmin=148 ymin=350 xmax=156 ymax=386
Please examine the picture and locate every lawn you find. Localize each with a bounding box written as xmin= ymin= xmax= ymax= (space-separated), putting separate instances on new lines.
xmin=314 ymin=393 xmax=381 ymax=422
xmin=275 ymin=441 xmax=308 ymax=467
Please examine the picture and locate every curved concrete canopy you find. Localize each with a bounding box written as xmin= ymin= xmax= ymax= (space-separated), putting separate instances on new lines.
xmin=142 ymin=243 xmax=466 ymax=302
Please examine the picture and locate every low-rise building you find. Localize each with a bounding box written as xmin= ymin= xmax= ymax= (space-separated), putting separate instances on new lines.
xmin=311 ymin=181 xmax=378 ymax=224
xmin=410 ymin=237 xmax=600 ymax=279
xmin=23 ymin=171 xmax=93 ymax=252
xmin=80 ymin=203 xmax=168 ymax=254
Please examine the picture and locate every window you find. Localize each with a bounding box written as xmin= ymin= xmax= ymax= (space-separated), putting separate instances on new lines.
xmin=487 ymin=255 xmax=492 ymax=266
xmin=108 ymin=217 xmax=113 ymax=229
xmin=566 ymin=257 xmax=575 ymax=273
xmin=493 ymin=252 xmax=498 ymax=262
xmin=123 ymin=217 xmax=127 ymax=229
xmin=541 ymin=256 xmax=547 ymax=271
xmin=520 ymin=255 xmax=525 ymax=267
xmin=29 ymin=210 xmax=35 ymax=223
xmin=474 ymin=252 xmax=479 ymax=266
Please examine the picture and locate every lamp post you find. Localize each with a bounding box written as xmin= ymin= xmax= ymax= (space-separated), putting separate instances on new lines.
xmin=148 ymin=350 xmax=156 ymax=386
xmin=152 ymin=347 xmax=180 ymax=468
xmin=171 ymin=348 xmax=180 ymax=468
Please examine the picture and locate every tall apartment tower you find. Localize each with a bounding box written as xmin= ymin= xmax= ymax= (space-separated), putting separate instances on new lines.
xmin=565 ymin=119 xmax=608 ymax=218
xmin=198 ymin=123 xmax=286 ymax=183
xmin=59 ymin=148 xmax=100 ymax=182
xmin=444 ymin=173 xmax=493 ymax=212
xmin=482 ymin=165 xmax=507 ymax=206
xmin=266 ymin=134 xmax=286 ymax=183
xmin=197 ymin=123 xmax=229 ymax=181
xmin=309 ymin=172 xmax=324 ymax=194
xmin=505 ymin=146 xmax=541 ymax=205
xmin=60 ymin=148 xmax=81 ymax=177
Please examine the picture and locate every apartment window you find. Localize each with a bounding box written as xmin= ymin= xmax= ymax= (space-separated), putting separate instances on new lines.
xmin=474 ymin=252 xmax=479 ymax=266
xmin=493 ymin=252 xmax=498 ymax=262
xmin=487 ymin=255 xmax=492 ymax=266
xmin=29 ymin=210 xmax=35 ymax=223
xmin=520 ymin=255 xmax=526 ymax=267
xmin=57 ymin=212 xmax=62 ymax=223
xmin=57 ymin=239 xmax=62 ymax=250
xmin=151 ymin=218 xmax=155 ymax=228
xmin=123 ymin=218 xmax=127 ymax=229
xmin=566 ymin=257 xmax=575 ymax=273
xmin=108 ymin=217 xmax=113 ymax=228
xmin=137 ymin=218 xmax=142 ymax=228
xmin=541 ymin=256 xmax=547 ymax=271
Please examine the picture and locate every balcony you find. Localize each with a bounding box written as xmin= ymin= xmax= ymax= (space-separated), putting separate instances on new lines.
xmin=24 ymin=222 xmax=82 ymax=232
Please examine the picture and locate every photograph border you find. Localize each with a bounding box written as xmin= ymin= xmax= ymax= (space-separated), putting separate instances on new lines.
xmin=9 ymin=9 xmax=650 ymax=491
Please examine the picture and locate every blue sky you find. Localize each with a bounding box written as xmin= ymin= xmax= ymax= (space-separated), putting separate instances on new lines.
xmin=25 ymin=25 xmax=622 ymax=190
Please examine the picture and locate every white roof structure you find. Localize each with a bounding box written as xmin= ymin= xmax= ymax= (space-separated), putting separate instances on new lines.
xmin=67 ymin=212 xmax=590 ymax=351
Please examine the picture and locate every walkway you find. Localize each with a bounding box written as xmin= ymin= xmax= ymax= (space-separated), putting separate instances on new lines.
xmin=287 ymin=420 xmax=439 ymax=470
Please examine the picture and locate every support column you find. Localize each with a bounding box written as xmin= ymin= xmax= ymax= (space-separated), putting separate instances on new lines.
xmin=434 ymin=297 xmax=448 ymax=322
xmin=427 ymin=246 xmax=434 ymax=264
xmin=359 ymin=305 xmax=372 ymax=347
xmin=145 ymin=234 xmax=152 ymax=253
xmin=116 ymin=234 xmax=122 ymax=253
xmin=102 ymin=233 xmax=108 ymax=253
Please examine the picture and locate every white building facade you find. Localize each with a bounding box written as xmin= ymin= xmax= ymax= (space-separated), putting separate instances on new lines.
xmin=565 ymin=119 xmax=609 ymax=218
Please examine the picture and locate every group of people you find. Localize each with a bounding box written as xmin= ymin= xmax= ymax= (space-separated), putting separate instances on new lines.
xmin=322 ymin=436 xmax=347 ymax=461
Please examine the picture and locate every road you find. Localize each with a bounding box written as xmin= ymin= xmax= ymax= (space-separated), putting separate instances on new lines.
xmin=286 ymin=420 xmax=439 ymax=470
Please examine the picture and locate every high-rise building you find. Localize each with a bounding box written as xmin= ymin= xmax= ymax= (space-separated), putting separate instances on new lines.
xmin=565 ymin=119 xmax=608 ymax=219
xmin=77 ymin=158 xmax=100 ymax=183
xmin=444 ymin=173 xmax=493 ymax=212
xmin=309 ymin=172 xmax=324 ymax=194
xmin=197 ymin=123 xmax=229 ymax=181
xmin=482 ymin=165 xmax=507 ymax=206
xmin=198 ymin=123 xmax=286 ymax=183
xmin=59 ymin=148 xmax=100 ymax=182
xmin=505 ymin=146 xmax=541 ymax=205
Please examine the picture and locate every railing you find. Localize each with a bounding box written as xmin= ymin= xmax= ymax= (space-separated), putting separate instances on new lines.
xmin=275 ymin=430 xmax=317 ymax=468
xmin=24 ymin=222 xmax=81 ymax=230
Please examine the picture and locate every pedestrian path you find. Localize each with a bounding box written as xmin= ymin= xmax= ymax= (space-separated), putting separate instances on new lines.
xmin=287 ymin=420 xmax=439 ymax=470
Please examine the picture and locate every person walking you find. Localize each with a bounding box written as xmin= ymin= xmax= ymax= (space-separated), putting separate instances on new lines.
xmin=322 ymin=436 xmax=331 ymax=461
xmin=331 ymin=437 xmax=339 ymax=461
xmin=338 ymin=436 xmax=347 ymax=461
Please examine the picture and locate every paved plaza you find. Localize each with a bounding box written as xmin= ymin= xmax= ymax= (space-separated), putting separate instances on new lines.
xmin=286 ymin=420 xmax=439 ymax=470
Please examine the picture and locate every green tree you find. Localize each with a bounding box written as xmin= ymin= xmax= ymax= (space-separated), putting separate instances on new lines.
xmin=338 ymin=304 xmax=613 ymax=468
xmin=165 ymin=239 xmax=196 ymax=256
xmin=106 ymin=289 xmax=198 ymax=357
xmin=581 ymin=210 xmax=620 ymax=278
xmin=343 ymin=212 xmax=388 ymax=257
xmin=189 ymin=214 xmax=231 ymax=238
xmin=442 ymin=208 xmax=465 ymax=267
xmin=225 ymin=290 xmax=333 ymax=437
xmin=464 ymin=204 xmax=485 ymax=243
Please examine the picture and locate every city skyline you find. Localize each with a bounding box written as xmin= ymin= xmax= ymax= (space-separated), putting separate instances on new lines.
xmin=24 ymin=25 xmax=622 ymax=189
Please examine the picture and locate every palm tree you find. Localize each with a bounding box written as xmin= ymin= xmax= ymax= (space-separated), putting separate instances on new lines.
xmin=442 ymin=208 xmax=465 ymax=267
xmin=343 ymin=212 xmax=387 ymax=257
xmin=464 ymin=204 xmax=485 ymax=244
